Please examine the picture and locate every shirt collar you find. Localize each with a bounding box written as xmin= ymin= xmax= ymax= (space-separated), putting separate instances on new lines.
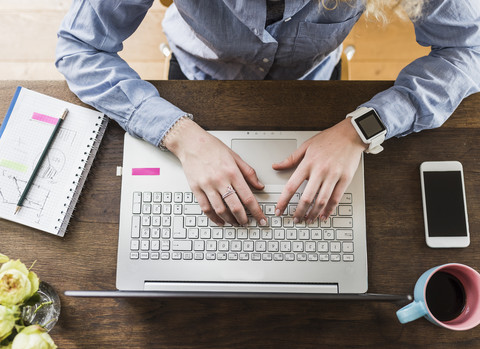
xmin=222 ymin=0 xmax=312 ymax=35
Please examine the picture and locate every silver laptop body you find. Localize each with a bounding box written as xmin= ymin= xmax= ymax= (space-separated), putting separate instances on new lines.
xmin=117 ymin=131 xmax=368 ymax=294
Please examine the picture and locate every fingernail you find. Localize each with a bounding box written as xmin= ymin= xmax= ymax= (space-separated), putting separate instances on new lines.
xmin=275 ymin=209 xmax=281 ymax=216
xmin=293 ymin=217 xmax=299 ymax=224
xmin=320 ymin=216 xmax=326 ymax=222
xmin=260 ymin=218 xmax=267 ymax=226
xmin=258 ymin=180 xmax=264 ymax=187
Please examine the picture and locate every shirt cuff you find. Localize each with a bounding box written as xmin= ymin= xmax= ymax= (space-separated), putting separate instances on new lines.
xmin=359 ymin=87 xmax=418 ymax=140
xmin=126 ymin=96 xmax=189 ymax=147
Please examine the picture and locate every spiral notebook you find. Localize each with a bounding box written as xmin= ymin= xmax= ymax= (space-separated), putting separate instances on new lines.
xmin=0 ymin=87 xmax=108 ymax=236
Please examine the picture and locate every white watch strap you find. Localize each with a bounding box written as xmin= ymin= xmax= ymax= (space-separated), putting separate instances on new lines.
xmin=366 ymin=135 xmax=385 ymax=154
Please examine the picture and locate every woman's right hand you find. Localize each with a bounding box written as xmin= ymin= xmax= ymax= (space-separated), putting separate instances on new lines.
xmin=162 ymin=118 xmax=267 ymax=227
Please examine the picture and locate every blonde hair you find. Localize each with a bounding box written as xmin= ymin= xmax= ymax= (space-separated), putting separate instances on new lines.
xmin=321 ymin=0 xmax=426 ymax=22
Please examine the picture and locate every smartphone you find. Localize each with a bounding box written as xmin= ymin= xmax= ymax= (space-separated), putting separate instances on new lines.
xmin=420 ymin=161 xmax=470 ymax=248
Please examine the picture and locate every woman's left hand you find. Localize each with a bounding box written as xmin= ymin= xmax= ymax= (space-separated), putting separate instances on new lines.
xmin=273 ymin=118 xmax=368 ymax=223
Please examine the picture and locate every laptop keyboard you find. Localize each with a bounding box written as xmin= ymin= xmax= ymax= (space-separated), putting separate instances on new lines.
xmin=129 ymin=191 xmax=355 ymax=262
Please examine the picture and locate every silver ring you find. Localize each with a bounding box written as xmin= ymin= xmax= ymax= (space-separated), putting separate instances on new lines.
xmin=221 ymin=185 xmax=236 ymax=199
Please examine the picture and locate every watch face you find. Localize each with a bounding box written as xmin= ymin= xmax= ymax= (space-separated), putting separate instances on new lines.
xmin=356 ymin=110 xmax=386 ymax=139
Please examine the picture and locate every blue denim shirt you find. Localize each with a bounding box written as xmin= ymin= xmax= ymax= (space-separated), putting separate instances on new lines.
xmin=56 ymin=0 xmax=480 ymax=146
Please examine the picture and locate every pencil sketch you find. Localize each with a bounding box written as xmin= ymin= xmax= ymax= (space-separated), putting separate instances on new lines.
xmin=0 ymin=170 xmax=51 ymax=223
xmin=56 ymin=127 xmax=77 ymax=146
xmin=35 ymin=148 xmax=66 ymax=181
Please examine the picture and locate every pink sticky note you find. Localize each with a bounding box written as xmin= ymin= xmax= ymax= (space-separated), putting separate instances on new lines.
xmin=132 ymin=168 xmax=160 ymax=176
xmin=32 ymin=112 xmax=59 ymax=125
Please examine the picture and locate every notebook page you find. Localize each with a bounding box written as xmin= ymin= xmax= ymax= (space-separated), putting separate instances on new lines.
xmin=0 ymin=87 xmax=104 ymax=235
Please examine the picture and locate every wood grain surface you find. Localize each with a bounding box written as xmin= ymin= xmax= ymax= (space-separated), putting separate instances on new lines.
xmin=1 ymin=81 xmax=479 ymax=348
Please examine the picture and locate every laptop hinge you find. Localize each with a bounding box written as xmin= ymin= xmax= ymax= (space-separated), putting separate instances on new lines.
xmin=144 ymin=282 xmax=338 ymax=294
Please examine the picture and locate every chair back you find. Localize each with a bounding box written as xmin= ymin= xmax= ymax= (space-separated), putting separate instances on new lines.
xmin=160 ymin=0 xmax=173 ymax=7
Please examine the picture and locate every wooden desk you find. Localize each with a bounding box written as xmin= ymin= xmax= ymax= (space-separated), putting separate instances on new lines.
xmin=1 ymin=81 xmax=480 ymax=348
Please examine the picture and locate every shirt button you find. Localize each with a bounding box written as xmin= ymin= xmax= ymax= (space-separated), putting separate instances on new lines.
xmin=258 ymin=67 xmax=265 ymax=72
xmin=253 ymin=28 xmax=259 ymax=35
xmin=262 ymin=58 xmax=269 ymax=63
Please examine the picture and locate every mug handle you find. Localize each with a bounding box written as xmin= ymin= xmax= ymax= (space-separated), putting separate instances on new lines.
xmin=397 ymin=301 xmax=428 ymax=324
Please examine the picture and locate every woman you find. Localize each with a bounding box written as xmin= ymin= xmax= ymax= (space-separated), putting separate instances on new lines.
xmin=56 ymin=0 xmax=480 ymax=227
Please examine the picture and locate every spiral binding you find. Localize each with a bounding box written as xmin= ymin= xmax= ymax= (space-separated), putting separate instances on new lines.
xmin=54 ymin=115 xmax=109 ymax=235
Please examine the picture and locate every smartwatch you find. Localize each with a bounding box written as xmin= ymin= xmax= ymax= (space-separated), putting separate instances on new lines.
xmin=347 ymin=107 xmax=387 ymax=154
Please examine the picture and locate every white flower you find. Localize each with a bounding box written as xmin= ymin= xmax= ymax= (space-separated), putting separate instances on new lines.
xmin=11 ymin=325 xmax=57 ymax=349
xmin=0 ymin=305 xmax=19 ymax=341
xmin=0 ymin=260 xmax=39 ymax=306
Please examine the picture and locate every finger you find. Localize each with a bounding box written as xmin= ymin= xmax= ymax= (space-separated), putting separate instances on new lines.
xmin=193 ymin=189 xmax=225 ymax=226
xmin=232 ymin=179 xmax=267 ymax=226
xmin=222 ymin=192 xmax=249 ymax=226
xmin=319 ymin=177 xmax=351 ymax=221
xmin=272 ymin=141 xmax=308 ymax=171
xmin=293 ymin=175 xmax=324 ymax=223
xmin=232 ymin=152 xmax=264 ymax=190
xmin=208 ymin=190 xmax=239 ymax=226
xmin=275 ymin=164 xmax=308 ymax=216
xmin=305 ymin=177 xmax=337 ymax=223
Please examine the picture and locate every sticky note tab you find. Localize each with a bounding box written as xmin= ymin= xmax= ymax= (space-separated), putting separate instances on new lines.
xmin=32 ymin=112 xmax=58 ymax=125
xmin=132 ymin=168 xmax=160 ymax=176
xmin=0 ymin=159 xmax=28 ymax=173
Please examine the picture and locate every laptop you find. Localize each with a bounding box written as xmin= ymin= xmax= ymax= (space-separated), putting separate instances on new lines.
xmin=116 ymin=131 xmax=368 ymax=294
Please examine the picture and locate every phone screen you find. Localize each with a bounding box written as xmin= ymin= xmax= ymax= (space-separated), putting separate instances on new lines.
xmin=423 ymin=171 xmax=468 ymax=237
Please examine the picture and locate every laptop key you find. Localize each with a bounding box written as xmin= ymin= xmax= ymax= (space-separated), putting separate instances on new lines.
xmin=239 ymin=253 xmax=249 ymax=261
xmin=163 ymin=192 xmax=172 ymax=203
xmin=296 ymin=253 xmax=307 ymax=261
xmin=274 ymin=253 xmax=283 ymax=261
xmin=131 ymin=216 xmax=140 ymax=238
xmin=133 ymin=192 xmax=142 ymax=203
xmin=153 ymin=192 xmax=162 ymax=202
xmin=132 ymin=203 xmax=141 ymax=214
xmin=285 ymin=253 xmax=295 ymax=261
xmin=130 ymin=252 xmax=139 ymax=259
xmin=262 ymin=253 xmax=272 ymax=261
xmin=331 ymin=254 xmax=341 ymax=262
xmin=184 ymin=204 xmax=202 ymax=215
xmin=319 ymin=254 xmax=329 ymax=261
xmin=172 ymin=240 xmax=192 ymax=251
xmin=342 ymin=242 xmax=354 ymax=253
xmin=161 ymin=252 xmax=170 ymax=260
xmin=142 ymin=192 xmax=152 ymax=203
xmin=173 ymin=217 xmax=186 ymax=238
xmin=251 ymin=253 xmax=261 ymax=261
xmin=339 ymin=193 xmax=352 ymax=204
xmin=336 ymin=230 xmax=353 ymax=240
xmin=130 ymin=240 xmax=139 ymax=251
xmin=332 ymin=217 xmax=353 ymax=228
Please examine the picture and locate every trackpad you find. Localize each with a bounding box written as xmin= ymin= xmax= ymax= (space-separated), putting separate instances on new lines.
xmin=231 ymin=139 xmax=297 ymax=187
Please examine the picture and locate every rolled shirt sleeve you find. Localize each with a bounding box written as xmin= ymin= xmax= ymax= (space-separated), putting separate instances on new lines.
xmin=361 ymin=0 xmax=480 ymax=139
xmin=55 ymin=0 xmax=188 ymax=146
